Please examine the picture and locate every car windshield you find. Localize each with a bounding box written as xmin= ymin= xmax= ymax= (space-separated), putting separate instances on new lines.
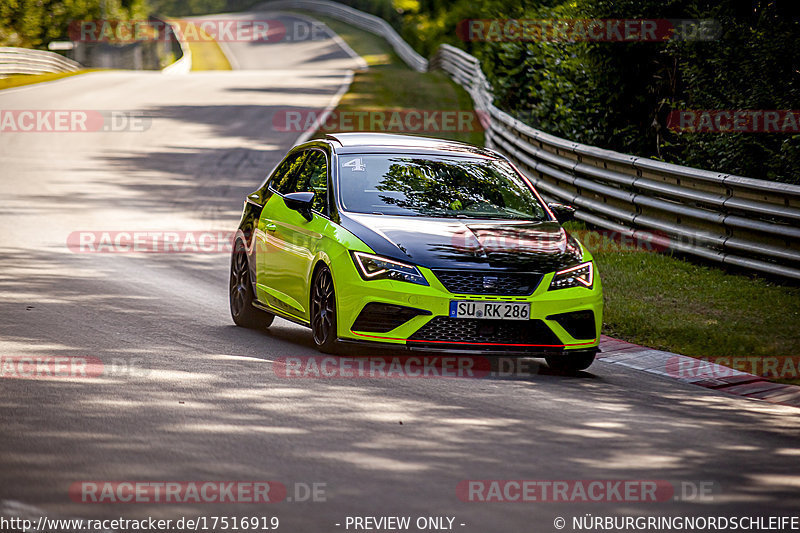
xmin=337 ymin=154 xmax=549 ymax=220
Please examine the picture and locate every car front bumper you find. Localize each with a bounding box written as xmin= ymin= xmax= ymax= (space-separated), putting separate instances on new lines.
xmin=334 ymin=260 xmax=603 ymax=353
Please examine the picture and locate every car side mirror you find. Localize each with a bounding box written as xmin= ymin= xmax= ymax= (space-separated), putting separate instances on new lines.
xmin=548 ymin=202 xmax=576 ymax=224
xmin=283 ymin=191 xmax=315 ymax=222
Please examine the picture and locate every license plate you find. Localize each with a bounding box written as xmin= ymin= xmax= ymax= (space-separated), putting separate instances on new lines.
xmin=449 ymin=301 xmax=530 ymax=321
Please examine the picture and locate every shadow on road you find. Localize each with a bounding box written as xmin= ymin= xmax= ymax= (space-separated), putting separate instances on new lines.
xmin=2 ymin=242 xmax=800 ymax=522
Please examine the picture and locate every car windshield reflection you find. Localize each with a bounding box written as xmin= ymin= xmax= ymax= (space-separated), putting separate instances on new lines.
xmin=338 ymin=155 xmax=548 ymax=220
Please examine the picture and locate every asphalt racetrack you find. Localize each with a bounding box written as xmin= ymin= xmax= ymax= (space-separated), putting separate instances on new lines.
xmin=1 ymin=10 xmax=799 ymax=533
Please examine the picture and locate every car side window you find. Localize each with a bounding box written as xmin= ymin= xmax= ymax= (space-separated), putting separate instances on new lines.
xmin=294 ymin=150 xmax=329 ymax=215
xmin=271 ymin=151 xmax=308 ymax=195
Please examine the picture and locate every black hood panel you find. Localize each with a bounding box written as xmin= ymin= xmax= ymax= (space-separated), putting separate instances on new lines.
xmin=339 ymin=213 xmax=583 ymax=273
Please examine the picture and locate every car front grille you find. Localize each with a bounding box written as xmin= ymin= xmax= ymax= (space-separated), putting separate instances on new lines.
xmin=408 ymin=317 xmax=562 ymax=348
xmin=433 ymin=270 xmax=543 ymax=296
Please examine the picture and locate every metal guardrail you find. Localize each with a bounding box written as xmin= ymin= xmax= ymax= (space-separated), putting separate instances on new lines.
xmin=161 ymin=19 xmax=192 ymax=74
xmin=0 ymin=47 xmax=82 ymax=76
xmin=431 ymin=44 xmax=800 ymax=280
xmin=268 ymin=0 xmax=800 ymax=280
xmin=260 ymin=0 xmax=427 ymax=72
xmin=3 ymin=18 xmax=187 ymax=75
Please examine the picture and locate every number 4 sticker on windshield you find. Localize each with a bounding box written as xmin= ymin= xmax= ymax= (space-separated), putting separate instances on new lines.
xmin=342 ymin=157 xmax=365 ymax=172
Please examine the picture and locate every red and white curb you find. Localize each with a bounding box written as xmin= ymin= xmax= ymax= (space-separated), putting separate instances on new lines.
xmin=598 ymin=335 xmax=800 ymax=409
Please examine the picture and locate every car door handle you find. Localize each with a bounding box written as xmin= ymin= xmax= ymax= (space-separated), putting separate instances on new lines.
xmin=263 ymin=223 xmax=277 ymax=232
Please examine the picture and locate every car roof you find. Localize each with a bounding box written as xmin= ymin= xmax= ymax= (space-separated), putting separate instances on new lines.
xmin=323 ymin=132 xmax=502 ymax=158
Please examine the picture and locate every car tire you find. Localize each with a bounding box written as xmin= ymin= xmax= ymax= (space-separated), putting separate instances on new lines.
xmin=229 ymin=240 xmax=274 ymax=329
xmin=311 ymin=265 xmax=338 ymax=354
xmin=546 ymin=351 xmax=596 ymax=373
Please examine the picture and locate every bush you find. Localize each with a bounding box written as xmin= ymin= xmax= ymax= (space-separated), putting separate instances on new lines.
xmin=0 ymin=0 xmax=149 ymax=49
xmin=396 ymin=0 xmax=800 ymax=183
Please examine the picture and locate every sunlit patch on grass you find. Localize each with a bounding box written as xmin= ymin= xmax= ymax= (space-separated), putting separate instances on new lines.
xmin=0 ymin=69 xmax=101 ymax=90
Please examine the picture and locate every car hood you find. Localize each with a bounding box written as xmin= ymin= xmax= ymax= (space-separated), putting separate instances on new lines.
xmin=339 ymin=213 xmax=584 ymax=273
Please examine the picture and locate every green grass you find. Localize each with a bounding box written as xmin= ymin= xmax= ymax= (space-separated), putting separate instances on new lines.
xmin=172 ymin=20 xmax=232 ymax=71
xmin=0 ymin=69 xmax=100 ymax=90
xmin=314 ymin=15 xmax=800 ymax=381
xmin=309 ymin=16 xmax=483 ymax=146
xmin=563 ymin=221 xmax=800 ymax=377
xmin=598 ymin=250 xmax=800 ymax=357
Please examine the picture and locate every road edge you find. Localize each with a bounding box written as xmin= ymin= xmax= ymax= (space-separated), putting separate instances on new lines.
xmin=598 ymin=336 xmax=800 ymax=409
xmin=294 ymin=69 xmax=354 ymax=145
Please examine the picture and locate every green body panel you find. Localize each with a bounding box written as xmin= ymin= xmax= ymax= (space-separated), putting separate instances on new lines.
xmin=334 ymin=262 xmax=603 ymax=349
xmin=255 ymin=194 xmax=372 ymax=323
xmin=254 ymin=200 xmax=603 ymax=350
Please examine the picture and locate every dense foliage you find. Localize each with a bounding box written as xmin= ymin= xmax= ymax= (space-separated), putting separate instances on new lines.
xmin=4 ymin=0 xmax=797 ymax=182
xmin=351 ymin=0 xmax=800 ymax=183
xmin=0 ymin=0 xmax=149 ymax=48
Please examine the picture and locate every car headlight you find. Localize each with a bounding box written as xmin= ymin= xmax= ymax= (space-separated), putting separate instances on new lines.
xmin=351 ymin=252 xmax=429 ymax=286
xmin=549 ymin=261 xmax=594 ymax=290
